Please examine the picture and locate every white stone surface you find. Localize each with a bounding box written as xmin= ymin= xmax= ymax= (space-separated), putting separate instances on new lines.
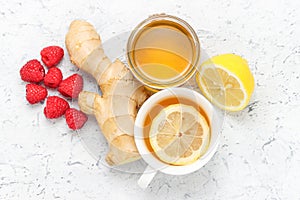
xmin=1 ymin=0 xmax=300 ymax=199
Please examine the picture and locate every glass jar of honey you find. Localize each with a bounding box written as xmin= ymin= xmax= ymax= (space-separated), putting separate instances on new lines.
xmin=127 ymin=14 xmax=200 ymax=90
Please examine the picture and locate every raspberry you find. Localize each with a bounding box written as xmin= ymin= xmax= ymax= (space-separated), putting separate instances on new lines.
xmin=20 ymin=59 xmax=45 ymax=83
xmin=26 ymin=84 xmax=48 ymax=104
xmin=44 ymin=96 xmax=70 ymax=119
xmin=44 ymin=67 xmax=63 ymax=88
xmin=65 ymin=108 xmax=88 ymax=130
xmin=58 ymin=74 xmax=83 ymax=98
xmin=40 ymin=46 xmax=64 ymax=68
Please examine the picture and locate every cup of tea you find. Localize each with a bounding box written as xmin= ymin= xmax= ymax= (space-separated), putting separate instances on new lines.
xmin=134 ymin=87 xmax=222 ymax=188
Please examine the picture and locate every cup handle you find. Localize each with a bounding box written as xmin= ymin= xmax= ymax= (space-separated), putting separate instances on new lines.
xmin=138 ymin=165 xmax=157 ymax=189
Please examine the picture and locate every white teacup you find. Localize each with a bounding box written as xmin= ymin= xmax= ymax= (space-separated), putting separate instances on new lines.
xmin=134 ymin=87 xmax=223 ymax=189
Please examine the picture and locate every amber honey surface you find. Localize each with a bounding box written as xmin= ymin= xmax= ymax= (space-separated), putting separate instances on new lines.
xmin=131 ymin=20 xmax=195 ymax=81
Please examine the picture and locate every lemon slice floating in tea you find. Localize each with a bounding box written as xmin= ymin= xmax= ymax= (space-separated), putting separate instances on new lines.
xmin=196 ymin=54 xmax=255 ymax=111
xmin=149 ymin=104 xmax=210 ymax=165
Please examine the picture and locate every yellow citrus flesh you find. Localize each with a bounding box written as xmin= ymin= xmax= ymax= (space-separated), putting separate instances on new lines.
xmin=149 ymin=104 xmax=210 ymax=165
xmin=196 ymin=54 xmax=255 ymax=111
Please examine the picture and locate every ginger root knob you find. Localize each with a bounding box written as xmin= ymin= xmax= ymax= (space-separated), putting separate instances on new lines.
xmin=66 ymin=20 xmax=149 ymax=165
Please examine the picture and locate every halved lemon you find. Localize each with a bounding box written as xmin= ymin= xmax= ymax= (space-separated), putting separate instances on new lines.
xmin=196 ymin=54 xmax=255 ymax=111
xmin=149 ymin=104 xmax=210 ymax=165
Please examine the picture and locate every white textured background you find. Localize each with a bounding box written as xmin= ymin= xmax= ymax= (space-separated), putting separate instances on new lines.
xmin=1 ymin=0 xmax=300 ymax=199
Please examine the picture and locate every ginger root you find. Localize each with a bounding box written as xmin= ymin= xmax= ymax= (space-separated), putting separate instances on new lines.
xmin=65 ymin=20 xmax=149 ymax=165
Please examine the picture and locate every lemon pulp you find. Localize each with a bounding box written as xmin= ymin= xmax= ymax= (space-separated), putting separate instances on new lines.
xmin=149 ymin=104 xmax=210 ymax=165
xmin=196 ymin=54 xmax=255 ymax=111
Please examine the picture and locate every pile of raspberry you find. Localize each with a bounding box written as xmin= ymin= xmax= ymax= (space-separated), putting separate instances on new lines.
xmin=20 ymin=46 xmax=87 ymax=130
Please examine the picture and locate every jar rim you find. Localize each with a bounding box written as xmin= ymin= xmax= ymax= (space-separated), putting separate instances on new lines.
xmin=126 ymin=14 xmax=200 ymax=90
